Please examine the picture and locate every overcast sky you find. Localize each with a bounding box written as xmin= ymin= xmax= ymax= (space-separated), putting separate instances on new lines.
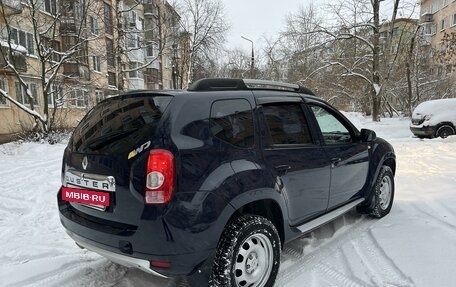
xmin=222 ymin=0 xmax=419 ymax=51
xmin=223 ymin=0 xmax=312 ymax=49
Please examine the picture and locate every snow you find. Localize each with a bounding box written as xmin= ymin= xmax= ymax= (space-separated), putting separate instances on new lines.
xmin=411 ymin=99 xmax=456 ymax=127
xmin=1 ymin=114 xmax=456 ymax=287
xmin=373 ymin=83 xmax=381 ymax=95
xmin=0 ymin=40 xmax=28 ymax=54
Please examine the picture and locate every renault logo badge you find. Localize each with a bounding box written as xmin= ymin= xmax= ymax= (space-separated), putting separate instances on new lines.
xmin=82 ymin=156 xmax=88 ymax=170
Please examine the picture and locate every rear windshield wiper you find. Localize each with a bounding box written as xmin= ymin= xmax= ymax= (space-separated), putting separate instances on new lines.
xmin=86 ymin=128 xmax=138 ymax=150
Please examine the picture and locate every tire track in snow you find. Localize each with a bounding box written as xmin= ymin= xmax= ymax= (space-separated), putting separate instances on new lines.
xmin=409 ymin=202 xmax=456 ymax=235
xmin=276 ymin=213 xmax=374 ymax=286
xmin=314 ymin=262 xmax=372 ymax=287
xmin=413 ymin=196 xmax=456 ymax=223
xmin=350 ymin=231 xmax=414 ymax=287
xmin=1 ymin=254 xmax=100 ymax=287
xmin=277 ymin=213 xmax=415 ymax=287
xmin=0 ymin=158 xmax=61 ymax=177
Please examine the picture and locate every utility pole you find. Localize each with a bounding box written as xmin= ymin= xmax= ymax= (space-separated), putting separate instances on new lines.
xmin=241 ymin=36 xmax=254 ymax=78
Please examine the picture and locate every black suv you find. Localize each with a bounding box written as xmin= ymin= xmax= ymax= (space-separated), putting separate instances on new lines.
xmin=58 ymin=78 xmax=396 ymax=287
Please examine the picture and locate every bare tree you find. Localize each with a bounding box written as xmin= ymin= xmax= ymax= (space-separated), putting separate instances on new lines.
xmin=281 ymin=0 xmax=417 ymax=121
xmin=0 ymin=0 xmax=99 ymax=134
xmin=176 ymin=0 xmax=229 ymax=86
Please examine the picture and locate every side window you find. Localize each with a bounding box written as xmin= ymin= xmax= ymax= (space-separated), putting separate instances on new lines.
xmin=310 ymin=105 xmax=352 ymax=144
xmin=262 ymin=103 xmax=312 ymax=146
xmin=210 ymin=99 xmax=254 ymax=148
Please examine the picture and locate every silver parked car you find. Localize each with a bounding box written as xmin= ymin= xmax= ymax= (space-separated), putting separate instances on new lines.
xmin=410 ymin=99 xmax=456 ymax=138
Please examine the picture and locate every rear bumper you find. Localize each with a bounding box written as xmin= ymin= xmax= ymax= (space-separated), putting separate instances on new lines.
xmin=67 ymin=230 xmax=168 ymax=278
xmin=57 ymin=187 xmax=233 ymax=277
xmin=60 ymin=209 xmax=215 ymax=277
xmin=59 ymin=209 xmax=214 ymax=277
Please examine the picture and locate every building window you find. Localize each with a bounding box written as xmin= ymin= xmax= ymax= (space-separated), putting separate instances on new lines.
xmin=431 ymin=0 xmax=440 ymax=13
xmin=104 ymin=3 xmax=113 ymax=34
xmin=128 ymin=11 xmax=137 ymax=28
xmin=444 ymin=0 xmax=451 ymax=6
xmin=108 ymin=72 xmax=116 ymax=86
xmin=106 ymin=38 xmax=115 ymax=68
xmin=51 ymin=40 xmax=61 ymax=62
xmin=44 ymin=0 xmax=57 ymax=14
xmin=453 ymin=14 xmax=456 ymax=26
xmin=392 ymin=27 xmax=399 ymax=37
xmin=60 ymin=0 xmax=80 ymax=18
xmin=127 ymin=33 xmax=143 ymax=49
xmin=8 ymin=27 xmax=35 ymax=55
xmin=441 ymin=18 xmax=446 ymax=30
xmin=70 ymin=89 xmax=88 ymax=108
xmin=127 ymin=33 xmax=137 ymax=48
xmin=15 ymin=82 xmax=38 ymax=105
xmin=89 ymin=16 xmax=99 ymax=35
xmin=95 ymin=90 xmax=105 ymax=103
xmin=92 ymin=55 xmax=101 ymax=72
xmin=37 ymin=0 xmax=57 ymax=14
xmin=0 ymin=77 xmax=8 ymax=106
xmin=128 ymin=62 xmax=144 ymax=79
xmin=48 ymin=84 xmax=63 ymax=107
xmin=137 ymin=35 xmax=143 ymax=49
xmin=424 ymin=23 xmax=437 ymax=35
xmin=42 ymin=38 xmax=61 ymax=62
xmin=146 ymin=42 xmax=154 ymax=57
xmin=139 ymin=17 xmax=144 ymax=31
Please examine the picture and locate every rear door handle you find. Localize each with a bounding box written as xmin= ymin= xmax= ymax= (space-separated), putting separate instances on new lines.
xmin=274 ymin=165 xmax=291 ymax=175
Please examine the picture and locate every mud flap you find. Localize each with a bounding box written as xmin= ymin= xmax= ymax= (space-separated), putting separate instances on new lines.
xmin=185 ymin=250 xmax=215 ymax=287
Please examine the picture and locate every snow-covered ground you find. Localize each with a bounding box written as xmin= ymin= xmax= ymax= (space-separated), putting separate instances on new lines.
xmin=1 ymin=114 xmax=456 ymax=287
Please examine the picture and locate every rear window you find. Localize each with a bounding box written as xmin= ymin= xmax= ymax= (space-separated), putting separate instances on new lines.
xmin=210 ymin=99 xmax=254 ymax=148
xmin=71 ymin=95 xmax=172 ymax=153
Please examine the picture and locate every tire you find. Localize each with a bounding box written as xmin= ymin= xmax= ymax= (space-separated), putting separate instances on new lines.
xmin=357 ymin=166 xmax=394 ymax=218
xmin=210 ymin=215 xmax=281 ymax=287
xmin=435 ymin=125 xmax=455 ymax=139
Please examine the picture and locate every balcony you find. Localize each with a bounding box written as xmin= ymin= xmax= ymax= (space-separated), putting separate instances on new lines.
xmin=145 ymin=68 xmax=161 ymax=85
xmin=2 ymin=0 xmax=22 ymax=14
xmin=145 ymin=29 xmax=157 ymax=41
xmin=123 ymin=0 xmax=139 ymax=6
xmin=0 ymin=45 xmax=27 ymax=72
xmin=421 ymin=14 xmax=433 ymax=23
xmin=143 ymin=4 xmax=159 ymax=18
xmin=60 ymin=16 xmax=80 ymax=34
xmin=63 ymin=62 xmax=90 ymax=80
xmin=420 ymin=34 xmax=433 ymax=46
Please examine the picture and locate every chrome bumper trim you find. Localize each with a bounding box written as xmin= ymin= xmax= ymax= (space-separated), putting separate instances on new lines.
xmin=66 ymin=230 xmax=169 ymax=278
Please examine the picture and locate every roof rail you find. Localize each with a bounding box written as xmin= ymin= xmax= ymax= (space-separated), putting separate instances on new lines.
xmin=188 ymin=78 xmax=315 ymax=95
xmin=188 ymin=78 xmax=248 ymax=91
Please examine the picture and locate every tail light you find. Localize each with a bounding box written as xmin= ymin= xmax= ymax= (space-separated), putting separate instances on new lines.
xmin=145 ymin=149 xmax=175 ymax=204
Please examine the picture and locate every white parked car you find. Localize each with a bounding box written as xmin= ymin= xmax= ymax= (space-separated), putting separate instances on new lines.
xmin=410 ymin=99 xmax=456 ymax=138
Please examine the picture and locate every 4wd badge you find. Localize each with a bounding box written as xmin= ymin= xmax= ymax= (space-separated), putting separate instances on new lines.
xmin=128 ymin=141 xmax=151 ymax=159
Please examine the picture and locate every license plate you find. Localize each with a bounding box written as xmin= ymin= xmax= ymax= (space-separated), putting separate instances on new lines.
xmin=62 ymin=187 xmax=110 ymax=207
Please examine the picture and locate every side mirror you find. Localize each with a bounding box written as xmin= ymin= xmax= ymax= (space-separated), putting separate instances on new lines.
xmin=360 ymin=129 xmax=376 ymax=142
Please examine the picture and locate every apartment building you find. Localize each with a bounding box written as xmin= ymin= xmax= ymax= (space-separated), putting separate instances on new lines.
xmin=123 ymin=0 xmax=189 ymax=91
xmin=0 ymin=0 xmax=188 ymax=142
xmin=379 ymin=18 xmax=419 ymax=54
xmin=420 ymin=0 xmax=456 ymax=76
